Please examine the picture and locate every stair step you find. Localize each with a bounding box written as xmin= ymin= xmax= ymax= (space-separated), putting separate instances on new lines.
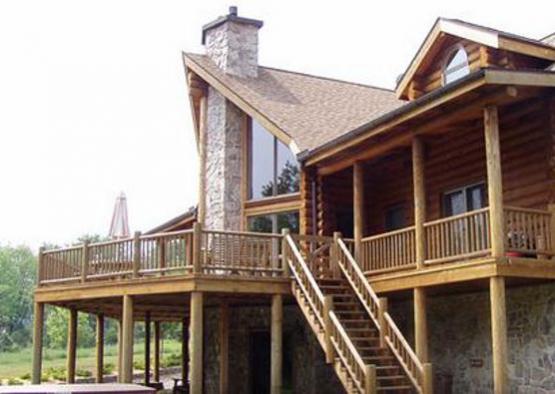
xmin=376 ymin=386 xmax=413 ymax=392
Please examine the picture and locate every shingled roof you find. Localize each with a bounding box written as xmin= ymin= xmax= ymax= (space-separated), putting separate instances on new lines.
xmin=184 ymin=53 xmax=402 ymax=152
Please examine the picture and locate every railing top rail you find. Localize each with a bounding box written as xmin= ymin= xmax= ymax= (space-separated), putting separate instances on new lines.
xmin=285 ymin=235 xmax=325 ymax=303
xmin=42 ymin=245 xmax=83 ymax=254
xmin=203 ymin=229 xmax=282 ymax=239
xmin=140 ymin=229 xmax=194 ymax=240
xmin=290 ymin=234 xmax=334 ymax=242
xmin=504 ymin=205 xmax=551 ymax=215
xmin=329 ymin=311 xmax=367 ymax=371
xmin=337 ymin=238 xmax=380 ymax=307
xmin=424 ymin=206 xmax=490 ymax=227
xmin=384 ymin=312 xmax=424 ymax=373
xmin=361 ymin=226 xmax=416 ymax=242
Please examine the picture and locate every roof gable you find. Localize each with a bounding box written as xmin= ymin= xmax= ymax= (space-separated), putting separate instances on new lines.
xmin=396 ymin=18 xmax=555 ymax=100
xmin=184 ymin=53 xmax=402 ymax=153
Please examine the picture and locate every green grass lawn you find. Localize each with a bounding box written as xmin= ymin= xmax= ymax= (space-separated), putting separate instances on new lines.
xmin=0 ymin=340 xmax=182 ymax=381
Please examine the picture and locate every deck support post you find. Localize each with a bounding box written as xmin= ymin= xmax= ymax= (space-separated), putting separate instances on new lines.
xmin=144 ymin=312 xmax=151 ymax=386
xmin=117 ymin=319 xmax=123 ymax=383
xmin=484 ymin=106 xmax=505 ymax=257
xmin=67 ymin=308 xmax=77 ymax=384
xmin=154 ymin=322 xmax=161 ymax=382
xmin=121 ymin=295 xmax=134 ymax=383
xmin=182 ymin=316 xmax=190 ymax=384
xmin=219 ymin=302 xmax=229 ymax=394
xmin=422 ymin=363 xmax=434 ymax=394
xmin=190 ymin=292 xmax=203 ymax=394
xmin=271 ymin=294 xmax=283 ymax=394
xmin=414 ymin=287 xmax=429 ymax=362
xmin=490 ymin=276 xmax=508 ymax=394
xmin=412 ymin=136 xmax=426 ymax=269
xmin=95 ymin=314 xmax=104 ymax=383
xmin=353 ymin=161 xmax=365 ymax=261
xmin=32 ymin=302 xmax=44 ymax=384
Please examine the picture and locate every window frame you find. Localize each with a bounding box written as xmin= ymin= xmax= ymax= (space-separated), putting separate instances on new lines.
xmin=441 ymin=44 xmax=471 ymax=86
xmin=442 ymin=181 xmax=487 ymax=217
xmin=247 ymin=118 xmax=300 ymax=201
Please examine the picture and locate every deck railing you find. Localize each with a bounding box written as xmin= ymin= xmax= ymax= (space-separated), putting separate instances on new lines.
xmin=359 ymin=205 xmax=555 ymax=275
xmin=200 ymin=230 xmax=282 ymax=277
xmin=38 ymin=225 xmax=285 ymax=285
xmin=360 ymin=227 xmax=416 ymax=273
xmin=424 ymin=207 xmax=491 ymax=265
xmin=505 ymin=206 xmax=554 ymax=257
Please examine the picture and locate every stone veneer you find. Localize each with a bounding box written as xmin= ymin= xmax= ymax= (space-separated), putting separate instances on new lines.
xmin=205 ymin=21 xmax=259 ymax=78
xmin=203 ymin=86 xmax=243 ymax=231
xmin=202 ymin=304 xmax=343 ymax=394
xmin=390 ymin=283 xmax=555 ymax=394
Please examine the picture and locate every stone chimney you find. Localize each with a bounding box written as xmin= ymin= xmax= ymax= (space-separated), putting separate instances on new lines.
xmin=202 ymin=6 xmax=263 ymax=78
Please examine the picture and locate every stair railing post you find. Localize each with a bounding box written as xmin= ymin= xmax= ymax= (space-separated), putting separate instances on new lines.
xmin=281 ymin=228 xmax=291 ymax=278
xmin=332 ymin=232 xmax=342 ymax=278
xmin=81 ymin=240 xmax=90 ymax=283
xmin=364 ymin=364 xmax=377 ymax=394
xmin=378 ymin=297 xmax=388 ymax=349
xmin=133 ymin=231 xmax=141 ymax=278
xmin=37 ymin=246 xmax=44 ymax=286
xmin=323 ymin=295 xmax=335 ymax=363
xmin=193 ymin=222 xmax=203 ymax=274
xmin=549 ymin=204 xmax=555 ymax=259
xmin=423 ymin=363 xmax=433 ymax=394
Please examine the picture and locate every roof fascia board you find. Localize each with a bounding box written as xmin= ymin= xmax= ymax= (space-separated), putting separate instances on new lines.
xmin=396 ymin=19 xmax=555 ymax=98
xmin=183 ymin=55 xmax=299 ymax=154
xmin=182 ymin=59 xmax=201 ymax=148
xmin=484 ymin=69 xmax=555 ymax=86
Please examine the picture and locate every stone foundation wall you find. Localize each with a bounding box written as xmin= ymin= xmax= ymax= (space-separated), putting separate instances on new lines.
xmin=202 ymin=304 xmax=343 ymax=394
xmin=390 ymin=283 xmax=555 ymax=394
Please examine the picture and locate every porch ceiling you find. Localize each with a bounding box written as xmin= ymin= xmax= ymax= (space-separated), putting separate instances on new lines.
xmin=308 ymin=69 xmax=555 ymax=175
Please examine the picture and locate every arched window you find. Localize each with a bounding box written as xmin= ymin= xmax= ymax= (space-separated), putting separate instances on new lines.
xmin=442 ymin=46 xmax=470 ymax=85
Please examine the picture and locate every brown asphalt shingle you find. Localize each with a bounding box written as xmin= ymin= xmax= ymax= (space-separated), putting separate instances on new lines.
xmin=184 ymin=53 xmax=403 ymax=152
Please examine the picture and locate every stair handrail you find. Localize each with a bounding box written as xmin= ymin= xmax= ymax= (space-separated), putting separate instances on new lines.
xmin=284 ymin=235 xmax=326 ymax=327
xmin=336 ymin=238 xmax=426 ymax=393
xmin=286 ymin=234 xmax=372 ymax=393
xmin=328 ymin=310 xmax=367 ymax=392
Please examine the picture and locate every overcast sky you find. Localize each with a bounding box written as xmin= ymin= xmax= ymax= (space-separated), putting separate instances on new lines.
xmin=0 ymin=0 xmax=553 ymax=250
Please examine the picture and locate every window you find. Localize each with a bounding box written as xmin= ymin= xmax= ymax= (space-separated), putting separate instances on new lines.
xmin=249 ymin=120 xmax=300 ymax=199
xmin=443 ymin=183 xmax=486 ymax=217
xmin=442 ymin=47 xmax=470 ymax=85
xmin=247 ymin=211 xmax=300 ymax=234
xmin=385 ymin=205 xmax=406 ymax=231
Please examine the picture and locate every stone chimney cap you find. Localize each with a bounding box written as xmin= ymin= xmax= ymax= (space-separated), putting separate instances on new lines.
xmin=201 ymin=6 xmax=263 ymax=44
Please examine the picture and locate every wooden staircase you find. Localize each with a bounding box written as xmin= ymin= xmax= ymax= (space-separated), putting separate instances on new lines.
xmin=319 ymin=278 xmax=413 ymax=393
xmin=284 ymin=234 xmax=432 ymax=394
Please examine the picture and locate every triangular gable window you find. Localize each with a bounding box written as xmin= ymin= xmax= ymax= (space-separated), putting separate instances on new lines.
xmin=442 ymin=46 xmax=470 ymax=85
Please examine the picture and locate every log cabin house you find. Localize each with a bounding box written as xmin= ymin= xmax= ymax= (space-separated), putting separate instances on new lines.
xmin=32 ymin=8 xmax=555 ymax=394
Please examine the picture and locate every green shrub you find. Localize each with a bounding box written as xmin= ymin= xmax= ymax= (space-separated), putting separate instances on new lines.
xmin=19 ymin=372 xmax=31 ymax=380
xmin=133 ymin=360 xmax=145 ymax=371
xmin=161 ymin=353 xmax=181 ymax=368
xmin=103 ymin=362 xmax=115 ymax=375
xmin=7 ymin=378 xmax=23 ymax=386
xmin=76 ymin=369 xmax=92 ymax=377
xmin=44 ymin=366 xmax=66 ymax=381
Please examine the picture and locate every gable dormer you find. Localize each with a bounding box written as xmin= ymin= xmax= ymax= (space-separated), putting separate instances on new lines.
xmin=396 ymin=18 xmax=555 ymax=100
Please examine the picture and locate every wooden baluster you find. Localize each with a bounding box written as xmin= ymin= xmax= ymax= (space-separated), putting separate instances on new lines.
xmin=132 ymin=232 xmax=141 ymax=278
xmin=193 ymin=223 xmax=202 ymax=274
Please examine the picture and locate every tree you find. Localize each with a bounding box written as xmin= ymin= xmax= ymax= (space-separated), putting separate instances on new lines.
xmin=261 ymin=161 xmax=300 ymax=197
xmin=0 ymin=245 xmax=36 ymax=351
